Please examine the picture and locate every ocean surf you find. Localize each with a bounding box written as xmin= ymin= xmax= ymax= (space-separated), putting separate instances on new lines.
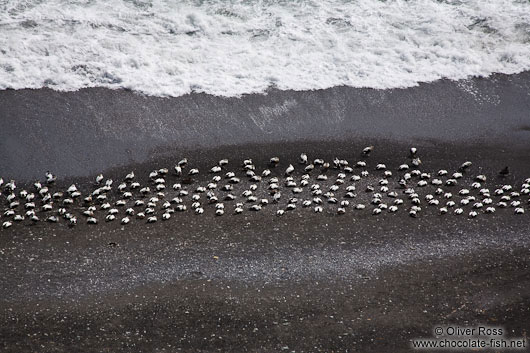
xmin=1 ymin=0 xmax=530 ymax=97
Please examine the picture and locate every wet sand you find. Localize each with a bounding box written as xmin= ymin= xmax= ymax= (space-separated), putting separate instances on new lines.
xmin=1 ymin=73 xmax=530 ymax=352
xmin=1 ymin=72 xmax=530 ymax=181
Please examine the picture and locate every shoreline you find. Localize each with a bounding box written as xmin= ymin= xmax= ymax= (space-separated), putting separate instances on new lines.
xmin=1 ymin=71 xmax=529 ymax=181
xmin=1 ymin=73 xmax=530 ymax=352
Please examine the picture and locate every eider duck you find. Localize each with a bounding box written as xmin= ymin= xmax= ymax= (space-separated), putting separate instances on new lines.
xmin=45 ymin=172 xmax=56 ymax=184
xmin=459 ymin=161 xmax=472 ymax=172
xmin=362 ymin=146 xmax=374 ymax=156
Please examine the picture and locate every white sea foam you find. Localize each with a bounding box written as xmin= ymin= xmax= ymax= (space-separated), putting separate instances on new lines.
xmin=1 ymin=0 xmax=530 ymax=97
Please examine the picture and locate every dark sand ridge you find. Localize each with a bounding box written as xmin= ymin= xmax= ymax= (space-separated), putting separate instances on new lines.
xmin=1 ymin=73 xmax=530 ymax=352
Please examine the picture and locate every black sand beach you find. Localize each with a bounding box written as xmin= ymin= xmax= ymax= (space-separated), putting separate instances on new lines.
xmin=1 ymin=73 xmax=530 ymax=352
xmin=1 ymin=72 xmax=530 ymax=181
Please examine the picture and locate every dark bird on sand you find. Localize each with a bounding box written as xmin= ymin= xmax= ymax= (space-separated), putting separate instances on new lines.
xmin=362 ymin=146 xmax=374 ymax=156
xmin=459 ymin=161 xmax=472 ymax=172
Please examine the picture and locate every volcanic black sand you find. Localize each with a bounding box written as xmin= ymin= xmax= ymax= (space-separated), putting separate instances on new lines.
xmin=2 ymin=72 xmax=530 ymax=181
xmin=1 ymin=73 xmax=530 ymax=352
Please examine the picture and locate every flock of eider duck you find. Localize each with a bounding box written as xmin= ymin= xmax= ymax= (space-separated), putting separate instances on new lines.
xmin=1 ymin=147 xmax=529 ymax=230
